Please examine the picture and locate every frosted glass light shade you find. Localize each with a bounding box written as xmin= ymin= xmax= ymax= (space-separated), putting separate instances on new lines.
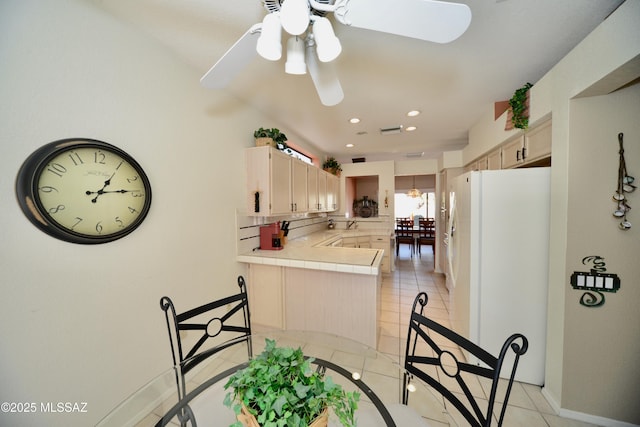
xmin=285 ymin=37 xmax=307 ymax=75
xmin=256 ymin=13 xmax=282 ymax=61
xmin=313 ymin=17 xmax=342 ymax=63
xmin=280 ymin=0 xmax=310 ymax=36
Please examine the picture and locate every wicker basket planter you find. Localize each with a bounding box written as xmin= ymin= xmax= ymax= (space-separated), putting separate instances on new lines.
xmin=323 ymin=167 xmax=341 ymax=177
xmin=255 ymin=137 xmax=276 ymax=147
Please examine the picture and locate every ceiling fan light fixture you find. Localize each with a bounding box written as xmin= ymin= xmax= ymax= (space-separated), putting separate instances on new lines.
xmin=313 ymin=17 xmax=342 ymax=62
xmin=285 ymin=36 xmax=307 ymax=75
xmin=280 ymin=0 xmax=310 ymax=36
xmin=256 ymin=13 xmax=283 ymax=61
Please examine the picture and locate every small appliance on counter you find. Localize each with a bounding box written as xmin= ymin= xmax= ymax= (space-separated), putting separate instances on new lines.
xmin=260 ymin=222 xmax=283 ymax=250
xmin=328 ymin=219 xmax=335 ymax=229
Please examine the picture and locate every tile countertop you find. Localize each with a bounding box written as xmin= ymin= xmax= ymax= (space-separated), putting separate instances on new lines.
xmin=236 ymin=229 xmax=392 ymax=276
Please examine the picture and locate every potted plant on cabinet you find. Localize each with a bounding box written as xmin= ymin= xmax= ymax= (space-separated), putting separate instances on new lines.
xmin=322 ymin=157 xmax=342 ymax=176
xmin=506 ymin=82 xmax=533 ymax=130
xmin=254 ymin=127 xmax=288 ymax=151
xmin=223 ymin=339 xmax=360 ymax=427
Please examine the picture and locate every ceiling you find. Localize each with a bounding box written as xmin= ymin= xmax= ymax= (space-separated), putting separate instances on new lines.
xmin=87 ymin=0 xmax=624 ymax=163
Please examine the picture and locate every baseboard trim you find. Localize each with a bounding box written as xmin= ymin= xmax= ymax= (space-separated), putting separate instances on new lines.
xmin=541 ymin=387 xmax=639 ymax=427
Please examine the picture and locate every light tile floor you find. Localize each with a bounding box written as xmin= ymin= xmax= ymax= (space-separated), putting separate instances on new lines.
xmin=384 ymin=246 xmax=602 ymax=427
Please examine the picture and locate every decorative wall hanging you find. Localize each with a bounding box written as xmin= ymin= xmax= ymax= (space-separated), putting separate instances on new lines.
xmin=613 ymin=133 xmax=635 ymax=230
xmin=570 ymin=256 xmax=620 ymax=307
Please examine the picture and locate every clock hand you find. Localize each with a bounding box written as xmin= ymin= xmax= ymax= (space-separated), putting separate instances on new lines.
xmin=86 ymin=172 xmax=117 ymax=203
xmin=86 ymin=189 xmax=138 ymax=203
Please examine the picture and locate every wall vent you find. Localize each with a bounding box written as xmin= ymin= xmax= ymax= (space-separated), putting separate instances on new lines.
xmin=380 ymin=125 xmax=403 ymax=135
xmin=406 ymin=152 xmax=425 ymax=158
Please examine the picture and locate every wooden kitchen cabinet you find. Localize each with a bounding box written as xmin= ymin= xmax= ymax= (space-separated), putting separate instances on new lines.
xmin=307 ymin=165 xmax=319 ymax=213
xmin=245 ymin=146 xmax=292 ymax=216
xmin=501 ymin=119 xmax=552 ymax=168
xmin=291 ymin=159 xmax=308 ymax=212
xmin=317 ymin=171 xmax=327 ymax=211
xmin=487 ymin=148 xmax=502 ymax=170
xmin=246 ymin=146 xmax=308 ymax=216
xmin=501 ymin=135 xmax=525 ymax=169
xmin=523 ymin=119 xmax=552 ymax=164
xmin=370 ymin=235 xmax=391 ymax=273
xmin=246 ymin=146 xmax=339 ymax=215
xmin=247 ymin=264 xmax=284 ymax=328
xmin=326 ymin=173 xmax=339 ymax=212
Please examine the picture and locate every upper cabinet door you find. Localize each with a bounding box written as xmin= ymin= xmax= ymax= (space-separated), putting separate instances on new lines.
xmin=501 ymin=135 xmax=525 ymax=169
xmin=270 ymin=149 xmax=293 ymax=215
xmin=307 ymin=165 xmax=320 ymax=212
xmin=291 ymin=160 xmax=308 ymax=212
xmin=523 ymin=119 xmax=552 ymax=164
xmin=326 ymin=173 xmax=340 ymax=212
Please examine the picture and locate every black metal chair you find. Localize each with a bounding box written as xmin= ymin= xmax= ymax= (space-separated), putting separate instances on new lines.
xmin=159 ymin=275 xmax=252 ymax=425
xmin=402 ymin=292 xmax=528 ymax=427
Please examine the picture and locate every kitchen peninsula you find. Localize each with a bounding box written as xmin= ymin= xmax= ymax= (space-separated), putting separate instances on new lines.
xmin=237 ymin=230 xmax=390 ymax=347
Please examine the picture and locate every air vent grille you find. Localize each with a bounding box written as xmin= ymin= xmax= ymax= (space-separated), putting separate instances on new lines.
xmin=406 ymin=152 xmax=425 ymax=158
xmin=380 ymin=125 xmax=403 ymax=135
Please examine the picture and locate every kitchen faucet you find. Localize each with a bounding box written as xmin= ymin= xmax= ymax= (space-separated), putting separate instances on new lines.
xmin=347 ymin=219 xmax=357 ymax=230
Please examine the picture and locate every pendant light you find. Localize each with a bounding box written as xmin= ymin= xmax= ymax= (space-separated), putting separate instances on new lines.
xmin=407 ymin=176 xmax=422 ymax=198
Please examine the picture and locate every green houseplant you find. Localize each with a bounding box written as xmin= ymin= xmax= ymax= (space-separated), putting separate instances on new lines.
xmin=322 ymin=157 xmax=342 ymax=176
xmin=254 ymin=127 xmax=288 ymax=150
xmin=508 ymin=82 xmax=533 ymax=130
xmin=223 ymin=339 xmax=360 ymax=427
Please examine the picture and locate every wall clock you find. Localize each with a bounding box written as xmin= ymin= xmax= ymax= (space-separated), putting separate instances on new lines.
xmin=16 ymin=138 xmax=152 ymax=244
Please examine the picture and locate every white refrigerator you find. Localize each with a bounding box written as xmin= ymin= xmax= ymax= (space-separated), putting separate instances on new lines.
xmin=447 ymin=168 xmax=550 ymax=385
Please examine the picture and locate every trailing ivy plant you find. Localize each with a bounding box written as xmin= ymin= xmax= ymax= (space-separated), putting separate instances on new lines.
xmin=223 ymin=339 xmax=360 ymax=427
xmin=509 ymin=82 xmax=533 ymax=130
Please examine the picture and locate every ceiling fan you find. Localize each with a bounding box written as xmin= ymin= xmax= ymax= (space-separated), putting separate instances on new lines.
xmin=200 ymin=0 xmax=471 ymax=106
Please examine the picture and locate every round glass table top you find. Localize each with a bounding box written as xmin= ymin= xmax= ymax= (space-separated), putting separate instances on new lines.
xmin=97 ymin=329 xmax=454 ymax=427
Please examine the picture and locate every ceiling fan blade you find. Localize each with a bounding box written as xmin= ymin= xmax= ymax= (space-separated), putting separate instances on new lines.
xmin=338 ymin=0 xmax=471 ymax=44
xmin=200 ymin=24 xmax=261 ymax=89
xmin=306 ymin=45 xmax=344 ymax=106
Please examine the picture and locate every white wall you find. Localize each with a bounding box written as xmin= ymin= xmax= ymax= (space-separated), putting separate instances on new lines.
xmin=0 ymin=1 xmax=287 ymax=425
xmin=562 ymin=83 xmax=640 ymax=424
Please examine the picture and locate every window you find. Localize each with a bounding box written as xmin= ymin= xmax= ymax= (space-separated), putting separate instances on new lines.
xmin=395 ymin=192 xmax=435 ymax=220
xmin=282 ymin=147 xmax=312 ymax=165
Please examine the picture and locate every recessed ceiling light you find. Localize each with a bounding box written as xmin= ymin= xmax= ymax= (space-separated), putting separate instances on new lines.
xmin=407 ymin=110 xmax=420 ymax=117
xmin=349 ymin=117 xmax=360 ymax=124
xmin=346 ymin=143 xmax=354 ymax=148
xmin=406 ymin=126 xmax=417 ymax=132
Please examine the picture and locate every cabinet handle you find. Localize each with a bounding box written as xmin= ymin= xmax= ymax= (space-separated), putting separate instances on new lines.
xmin=516 ymin=149 xmax=521 ymax=162
xmin=522 ymin=147 xmax=527 ymax=160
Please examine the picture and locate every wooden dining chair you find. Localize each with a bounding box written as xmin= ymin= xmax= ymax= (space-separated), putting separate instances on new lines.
xmin=396 ymin=219 xmax=415 ymax=257
xmin=417 ymin=218 xmax=436 ymax=257
xmin=402 ymin=292 xmax=528 ymax=427
xmin=159 ymin=275 xmax=252 ymax=415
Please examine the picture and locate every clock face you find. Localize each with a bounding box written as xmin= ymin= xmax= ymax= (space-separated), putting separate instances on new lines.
xmin=16 ymin=139 xmax=152 ymax=244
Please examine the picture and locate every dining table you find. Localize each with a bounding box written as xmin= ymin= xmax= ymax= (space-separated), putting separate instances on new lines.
xmin=96 ymin=329 xmax=455 ymax=427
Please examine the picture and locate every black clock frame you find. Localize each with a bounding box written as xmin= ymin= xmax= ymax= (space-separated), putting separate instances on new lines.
xmin=15 ymin=138 xmax=152 ymax=244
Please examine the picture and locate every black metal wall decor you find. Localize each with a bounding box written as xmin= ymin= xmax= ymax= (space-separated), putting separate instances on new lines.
xmin=613 ymin=133 xmax=635 ymax=230
xmin=571 ymin=256 xmax=620 ymax=307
